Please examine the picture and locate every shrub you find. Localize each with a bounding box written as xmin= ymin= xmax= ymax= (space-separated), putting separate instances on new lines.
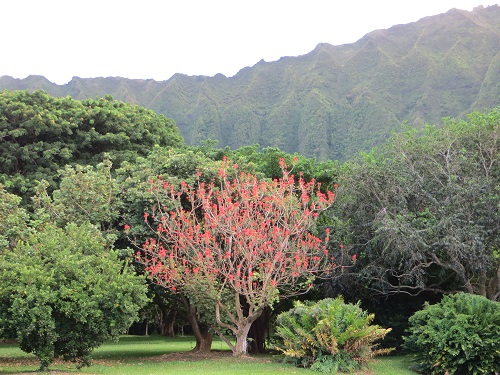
xmin=274 ymin=297 xmax=392 ymax=373
xmin=403 ymin=292 xmax=500 ymax=375
xmin=0 ymin=223 xmax=149 ymax=371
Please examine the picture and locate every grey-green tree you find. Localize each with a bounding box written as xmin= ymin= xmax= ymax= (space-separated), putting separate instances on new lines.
xmin=331 ymin=108 xmax=500 ymax=301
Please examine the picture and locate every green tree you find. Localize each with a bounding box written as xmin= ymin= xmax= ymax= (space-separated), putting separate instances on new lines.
xmin=332 ymin=108 xmax=500 ymax=301
xmin=0 ymin=222 xmax=148 ymax=371
xmin=0 ymin=90 xmax=183 ymax=203
xmin=117 ymin=147 xmax=221 ymax=242
xmin=32 ymin=160 xmax=123 ymax=249
xmin=227 ymin=145 xmax=339 ymax=189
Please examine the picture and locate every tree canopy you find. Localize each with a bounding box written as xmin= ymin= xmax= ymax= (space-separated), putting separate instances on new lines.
xmin=0 ymin=184 xmax=30 ymax=251
xmin=1 ymin=84 xmax=498 ymax=366
xmin=0 ymin=90 xmax=184 ymax=200
xmin=332 ymin=107 xmax=500 ymax=301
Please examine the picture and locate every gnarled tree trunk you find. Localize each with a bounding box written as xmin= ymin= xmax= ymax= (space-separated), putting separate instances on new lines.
xmin=183 ymin=296 xmax=213 ymax=353
xmin=214 ymin=294 xmax=263 ymax=356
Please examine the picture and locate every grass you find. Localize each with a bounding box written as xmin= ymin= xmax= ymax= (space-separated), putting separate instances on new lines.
xmin=0 ymin=336 xmax=417 ymax=374
xmin=368 ymin=356 xmax=417 ymax=375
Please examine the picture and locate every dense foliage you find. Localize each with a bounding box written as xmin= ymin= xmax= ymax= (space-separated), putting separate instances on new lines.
xmin=275 ymin=297 xmax=391 ymax=373
xmin=1 ymin=82 xmax=499 ymax=371
xmin=33 ymin=160 xmax=124 ymax=248
xmin=403 ymin=293 xmax=500 ymax=375
xmin=332 ymin=107 xmax=500 ymax=301
xmin=0 ymin=184 xmax=30 ymax=251
xmin=0 ymin=223 xmax=148 ymax=370
xmin=0 ymin=90 xmax=183 ymax=200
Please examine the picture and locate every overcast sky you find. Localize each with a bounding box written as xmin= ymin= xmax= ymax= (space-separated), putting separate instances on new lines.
xmin=1 ymin=1 xmax=498 ymax=84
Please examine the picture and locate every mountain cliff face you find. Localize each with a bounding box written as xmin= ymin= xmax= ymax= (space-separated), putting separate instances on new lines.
xmin=1 ymin=5 xmax=499 ymax=161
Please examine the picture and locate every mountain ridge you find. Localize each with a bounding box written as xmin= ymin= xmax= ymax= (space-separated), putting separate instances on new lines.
xmin=1 ymin=5 xmax=499 ymax=161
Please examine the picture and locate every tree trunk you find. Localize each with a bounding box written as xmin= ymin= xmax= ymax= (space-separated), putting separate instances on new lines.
xmin=157 ymin=307 xmax=167 ymax=336
xmin=487 ymin=263 xmax=500 ymax=301
xmin=183 ymin=296 xmax=213 ymax=353
xmin=232 ymin=308 xmax=264 ymax=356
xmin=192 ymin=327 xmax=213 ymax=353
xmin=478 ymin=272 xmax=487 ymax=297
xmin=214 ymin=296 xmax=264 ymax=356
xmin=248 ymin=307 xmax=271 ymax=354
xmin=167 ymin=319 xmax=176 ymax=337
xmin=234 ymin=323 xmax=253 ymax=356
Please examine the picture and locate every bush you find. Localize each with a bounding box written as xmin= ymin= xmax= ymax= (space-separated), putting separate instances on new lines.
xmin=274 ymin=297 xmax=392 ymax=373
xmin=403 ymin=292 xmax=500 ymax=375
xmin=0 ymin=223 xmax=149 ymax=371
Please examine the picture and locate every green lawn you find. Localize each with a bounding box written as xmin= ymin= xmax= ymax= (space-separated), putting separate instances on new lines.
xmin=0 ymin=336 xmax=417 ymax=374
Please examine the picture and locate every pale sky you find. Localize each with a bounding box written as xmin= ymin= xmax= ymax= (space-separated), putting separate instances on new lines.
xmin=1 ymin=1 xmax=498 ymax=84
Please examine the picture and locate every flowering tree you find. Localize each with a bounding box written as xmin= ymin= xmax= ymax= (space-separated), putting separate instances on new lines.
xmin=138 ymin=158 xmax=338 ymax=356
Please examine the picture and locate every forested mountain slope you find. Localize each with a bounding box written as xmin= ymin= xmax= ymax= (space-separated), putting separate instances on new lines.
xmin=1 ymin=5 xmax=499 ymax=161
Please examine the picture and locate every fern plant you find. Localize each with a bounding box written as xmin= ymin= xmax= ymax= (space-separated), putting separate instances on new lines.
xmin=274 ymin=297 xmax=392 ymax=373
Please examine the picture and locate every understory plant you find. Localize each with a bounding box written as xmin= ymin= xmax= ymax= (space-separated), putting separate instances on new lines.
xmin=274 ymin=297 xmax=392 ymax=373
xmin=403 ymin=292 xmax=500 ymax=375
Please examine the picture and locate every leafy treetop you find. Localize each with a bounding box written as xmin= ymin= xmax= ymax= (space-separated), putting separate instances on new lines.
xmin=0 ymin=90 xmax=184 ymax=199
